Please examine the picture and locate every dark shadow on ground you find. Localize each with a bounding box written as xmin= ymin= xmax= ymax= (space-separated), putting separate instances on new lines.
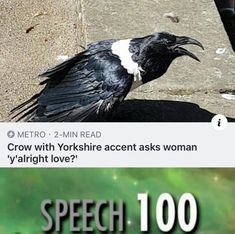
xmin=110 ymin=99 xmax=235 ymax=122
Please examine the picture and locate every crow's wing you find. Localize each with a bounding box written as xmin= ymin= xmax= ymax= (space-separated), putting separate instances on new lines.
xmin=12 ymin=50 xmax=133 ymax=122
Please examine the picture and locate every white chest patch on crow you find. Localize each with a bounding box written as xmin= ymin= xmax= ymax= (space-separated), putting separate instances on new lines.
xmin=111 ymin=39 xmax=143 ymax=90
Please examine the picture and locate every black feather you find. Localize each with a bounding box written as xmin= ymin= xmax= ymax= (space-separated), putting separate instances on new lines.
xmin=11 ymin=93 xmax=40 ymax=113
xmin=12 ymin=46 xmax=133 ymax=122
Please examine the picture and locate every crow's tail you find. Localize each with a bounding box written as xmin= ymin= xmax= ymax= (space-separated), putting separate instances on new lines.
xmin=10 ymin=93 xmax=40 ymax=121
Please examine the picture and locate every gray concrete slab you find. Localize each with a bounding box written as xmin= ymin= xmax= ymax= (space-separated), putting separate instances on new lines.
xmin=84 ymin=0 xmax=235 ymax=119
xmin=0 ymin=0 xmax=85 ymax=121
xmin=0 ymin=0 xmax=234 ymax=121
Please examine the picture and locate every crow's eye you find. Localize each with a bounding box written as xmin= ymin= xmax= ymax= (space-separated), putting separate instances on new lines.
xmin=158 ymin=33 xmax=176 ymax=43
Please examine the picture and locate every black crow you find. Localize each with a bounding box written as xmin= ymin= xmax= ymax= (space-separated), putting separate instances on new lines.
xmin=11 ymin=32 xmax=204 ymax=122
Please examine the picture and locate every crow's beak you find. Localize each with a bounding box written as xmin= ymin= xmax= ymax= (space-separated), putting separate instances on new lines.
xmin=173 ymin=36 xmax=204 ymax=62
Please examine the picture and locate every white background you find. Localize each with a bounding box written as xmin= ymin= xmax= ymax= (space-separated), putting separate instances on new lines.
xmin=0 ymin=123 xmax=234 ymax=167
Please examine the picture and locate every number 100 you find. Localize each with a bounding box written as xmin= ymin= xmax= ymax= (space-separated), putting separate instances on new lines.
xmin=138 ymin=193 xmax=198 ymax=232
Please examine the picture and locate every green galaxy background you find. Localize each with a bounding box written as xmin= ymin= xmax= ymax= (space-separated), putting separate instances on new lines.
xmin=1 ymin=169 xmax=235 ymax=233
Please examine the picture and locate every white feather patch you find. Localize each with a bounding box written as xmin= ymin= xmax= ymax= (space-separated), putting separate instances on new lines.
xmin=111 ymin=39 xmax=143 ymax=90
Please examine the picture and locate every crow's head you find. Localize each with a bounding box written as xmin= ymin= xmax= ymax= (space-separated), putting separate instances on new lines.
xmin=153 ymin=32 xmax=204 ymax=61
xmin=133 ymin=32 xmax=204 ymax=83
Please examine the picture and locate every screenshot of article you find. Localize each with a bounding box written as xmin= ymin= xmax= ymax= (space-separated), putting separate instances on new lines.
xmin=0 ymin=0 xmax=235 ymax=233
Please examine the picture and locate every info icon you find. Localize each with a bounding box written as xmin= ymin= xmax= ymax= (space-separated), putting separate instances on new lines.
xmin=211 ymin=114 xmax=228 ymax=131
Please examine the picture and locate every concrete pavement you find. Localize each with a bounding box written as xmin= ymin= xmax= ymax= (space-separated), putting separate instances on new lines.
xmin=0 ymin=0 xmax=234 ymax=121
xmin=0 ymin=0 xmax=85 ymax=121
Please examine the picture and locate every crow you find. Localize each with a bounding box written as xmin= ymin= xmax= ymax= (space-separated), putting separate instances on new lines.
xmin=11 ymin=32 xmax=204 ymax=122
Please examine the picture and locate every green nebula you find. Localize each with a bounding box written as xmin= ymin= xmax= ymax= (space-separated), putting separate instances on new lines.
xmin=0 ymin=169 xmax=235 ymax=233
